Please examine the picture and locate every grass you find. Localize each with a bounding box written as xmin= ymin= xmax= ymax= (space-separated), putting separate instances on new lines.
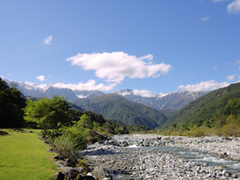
xmin=0 ymin=129 xmax=58 ymax=180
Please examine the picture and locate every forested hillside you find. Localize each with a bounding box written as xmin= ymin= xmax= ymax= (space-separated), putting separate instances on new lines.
xmin=161 ymin=82 xmax=240 ymax=129
xmin=71 ymin=93 xmax=168 ymax=129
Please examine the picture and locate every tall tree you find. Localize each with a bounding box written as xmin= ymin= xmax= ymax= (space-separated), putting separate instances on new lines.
xmin=24 ymin=95 xmax=72 ymax=135
xmin=0 ymin=78 xmax=26 ymax=128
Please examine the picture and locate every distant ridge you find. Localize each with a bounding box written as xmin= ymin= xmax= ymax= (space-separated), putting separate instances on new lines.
xmin=71 ymin=93 xmax=168 ymax=129
xmin=114 ymin=89 xmax=208 ymax=110
xmin=160 ymin=82 xmax=240 ymax=129
xmin=5 ymin=80 xmax=104 ymax=101
xmin=5 ymin=79 xmax=208 ymax=111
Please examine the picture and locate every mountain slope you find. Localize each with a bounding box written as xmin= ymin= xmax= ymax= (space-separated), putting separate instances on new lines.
xmin=71 ymin=93 xmax=168 ymax=129
xmin=114 ymin=89 xmax=208 ymax=110
xmin=5 ymin=80 xmax=104 ymax=101
xmin=161 ymin=82 xmax=240 ymax=129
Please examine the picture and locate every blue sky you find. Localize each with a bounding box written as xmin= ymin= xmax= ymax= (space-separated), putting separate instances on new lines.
xmin=1 ymin=0 xmax=240 ymax=96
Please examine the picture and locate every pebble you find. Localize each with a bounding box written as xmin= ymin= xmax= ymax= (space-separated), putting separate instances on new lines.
xmin=80 ymin=134 xmax=240 ymax=180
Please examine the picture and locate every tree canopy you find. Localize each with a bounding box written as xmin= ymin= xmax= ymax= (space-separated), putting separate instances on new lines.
xmin=0 ymin=78 xmax=26 ymax=128
xmin=24 ymin=95 xmax=72 ymax=135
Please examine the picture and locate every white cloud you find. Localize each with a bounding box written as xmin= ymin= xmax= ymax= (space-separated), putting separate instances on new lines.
xmin=0 ymin=75 xmax=4 ymax=79
xmin=178 ymin=80 xmax=230 ymax=91
xmin=227 ymin=0 xmax=240 ymax=14
xmin=66 ymin=52 xmax=172 ymax=83
xmin=235 ymin=60 xmax=240 ymax=64
xmin=36 ymin=75 xmax=46 ymax=82
xmin=51 ymin=79 xmax=118 ymax=91
xmin=226 ymin=74 xmax=236 ymax=80
xmin=132 ymin=89 xmax=156 ymax=98
xmin=44 ymin=35 xmax=53 ymax=45
xmin=199 ymin=17 xmax=210 ymax=21
xmin=213 ymin=0 xmax=225 ymax=2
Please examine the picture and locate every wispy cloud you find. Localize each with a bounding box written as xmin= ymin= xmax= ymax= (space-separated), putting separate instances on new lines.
xmin=50 ymin=79 xmax=118 ymax=91
xmin=178 ymin=80 xmax=229 ymax=91
xmin=227 ymin=0 xmax=240 ymax=14
xmin=226 ymin=74 xmax=236 ymax=80
xmin=36 ymin=75 xmax=46 ymax=82
xmin=235 ymin=60 xmax=240 ymax=64
xmin=132 ymin=89 xmax=156 ymax=98
xmin=66 ymin=52 xmax=172 ymax=83
xmin=199 ymin=17 xmax=210 ymax=21
xmin=43 ymin=35 xmax=53 ymax=45
xmin=213 ymin=0 xmax=225 ymax=2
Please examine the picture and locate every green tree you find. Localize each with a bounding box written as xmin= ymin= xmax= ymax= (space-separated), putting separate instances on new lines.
xmin=78 ymin=114 xmax=93 ymax=129
xmin=0 ymin=78 xmax=26 ymax=128
xmin=220 ymin=98 xmax=240 ymax=118
xmin=24 ymin=95 xmax=72 ymax=136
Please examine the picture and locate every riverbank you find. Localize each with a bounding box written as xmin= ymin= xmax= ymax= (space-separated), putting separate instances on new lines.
xmin=80 ymin=134 xmax=240 ymax=179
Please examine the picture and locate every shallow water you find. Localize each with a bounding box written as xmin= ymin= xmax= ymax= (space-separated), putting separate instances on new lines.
xmin=129 ymin=145 xmax=240 ymax=173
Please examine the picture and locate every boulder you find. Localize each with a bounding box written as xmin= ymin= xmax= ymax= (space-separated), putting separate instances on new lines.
xmin=63 ymin=158 xmax=74 ymax=167
xmin=118 ymin=141 xmax=129 ymax=147
xmin=65 ymin=169 xmax=79 ymax=180
xmin=54 ymin=171 xmax=65 ymax=180
xmin=231 ymin=155 xmax=240 ymax=161
xmin=78 ymin=175 xmax=95 ymax=180
xmin=89 ymin=130 xmax=108 ymax=141
xmin=54 ymin=155 xmax=64 ymax=160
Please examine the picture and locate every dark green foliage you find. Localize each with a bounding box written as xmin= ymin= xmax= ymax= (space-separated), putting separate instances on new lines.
xmin=159 ymin=109 xmax=178 ymax=119
xmin=161 ymin=82 xmax=240 ymax=129
xmin=71 ymin=93 xmax=167 ymax=129
xmin=0 ymin=78 xmax=26 ymax=128
xmin=103 ymin=120 xmax=150 ymax=134
xmin=218 ymin=98 xmax=240 ymax=118
xmin=163 ymin=97 xmax=240 ymax=137
xmin=24 ymin=95 xmax=72 ymax=136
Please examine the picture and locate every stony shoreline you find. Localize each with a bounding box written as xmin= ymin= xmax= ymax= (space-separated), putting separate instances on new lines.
xmin=80 ymin=134 xmax=240 ymax=180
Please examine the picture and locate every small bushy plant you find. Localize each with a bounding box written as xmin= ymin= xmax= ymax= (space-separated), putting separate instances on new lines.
xmin=52 ymin=136 xmax=79 ymax=162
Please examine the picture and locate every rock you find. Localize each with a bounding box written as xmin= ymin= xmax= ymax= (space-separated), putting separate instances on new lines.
xmin=89 ymin=130 xmax=108 ymax=141
xmin=78 ymin=175 xmax=95 ymax=180
xmin=63 ymin=158 xmax=74 ymax=166
xmin=143 ymin=141 xmax=149 ymax=147
xmin=118 ymin=141 xmax=129 ymax=147
xmin=48 ymin=149 xmax=54 ymax=153
xmin=61 ymin=167 xmax=75 ymax=174
xmin=65 ymin=169 xmax=79 ymax=180
xmin=231 ymin=155 xmax=240 ymax=161
xmin=54 ymin=155 xmax=64 ymax=160
xmin=74 ymin=167 xmax=84 ymax=173
xmin=54 ymin=171 xmax=65 ymax=180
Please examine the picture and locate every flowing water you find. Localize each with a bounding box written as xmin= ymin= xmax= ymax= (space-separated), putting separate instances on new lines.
xmin=127 ymin=144 xmax=240 ymax=174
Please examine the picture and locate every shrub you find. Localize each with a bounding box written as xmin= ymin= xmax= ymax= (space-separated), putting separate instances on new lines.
xmin=52 ymin=136 xmax=79 ymax=162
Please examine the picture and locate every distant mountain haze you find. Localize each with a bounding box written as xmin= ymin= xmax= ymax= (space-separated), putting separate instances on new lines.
xmin=5 ymin=79 xmax=208 ymax=110
xmin=5 ymin=79 xmax=211 ymax=129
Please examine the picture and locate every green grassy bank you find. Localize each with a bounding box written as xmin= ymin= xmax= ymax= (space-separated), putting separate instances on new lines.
xmin=0 ymin=129 xmax=58 ymax=180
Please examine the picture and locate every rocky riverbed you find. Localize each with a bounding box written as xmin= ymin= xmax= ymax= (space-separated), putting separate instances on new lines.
xmin=80 ymin=134 xmax=240 ymax=180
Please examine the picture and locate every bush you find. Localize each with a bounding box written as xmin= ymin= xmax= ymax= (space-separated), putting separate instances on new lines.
xmin=52 ymin=136 xmax=79 ymax=162
xmin=187 ymin=126 xmax=210 ymax=137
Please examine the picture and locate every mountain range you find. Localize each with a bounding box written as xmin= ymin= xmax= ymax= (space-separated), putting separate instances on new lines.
xmin=5 ymin=79 xmax=213 ymax=129
xmin=114 ymin=89 xmax=208 ymax=111
xmin=5 ymin=79 xmax=208 ymax=111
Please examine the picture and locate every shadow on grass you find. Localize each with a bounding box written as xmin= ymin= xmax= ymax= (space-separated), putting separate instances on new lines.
xmin=12 ymin=128 xmax=25 ymax=133
xmin=0 ymin=130 xmax=9 ymax=136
